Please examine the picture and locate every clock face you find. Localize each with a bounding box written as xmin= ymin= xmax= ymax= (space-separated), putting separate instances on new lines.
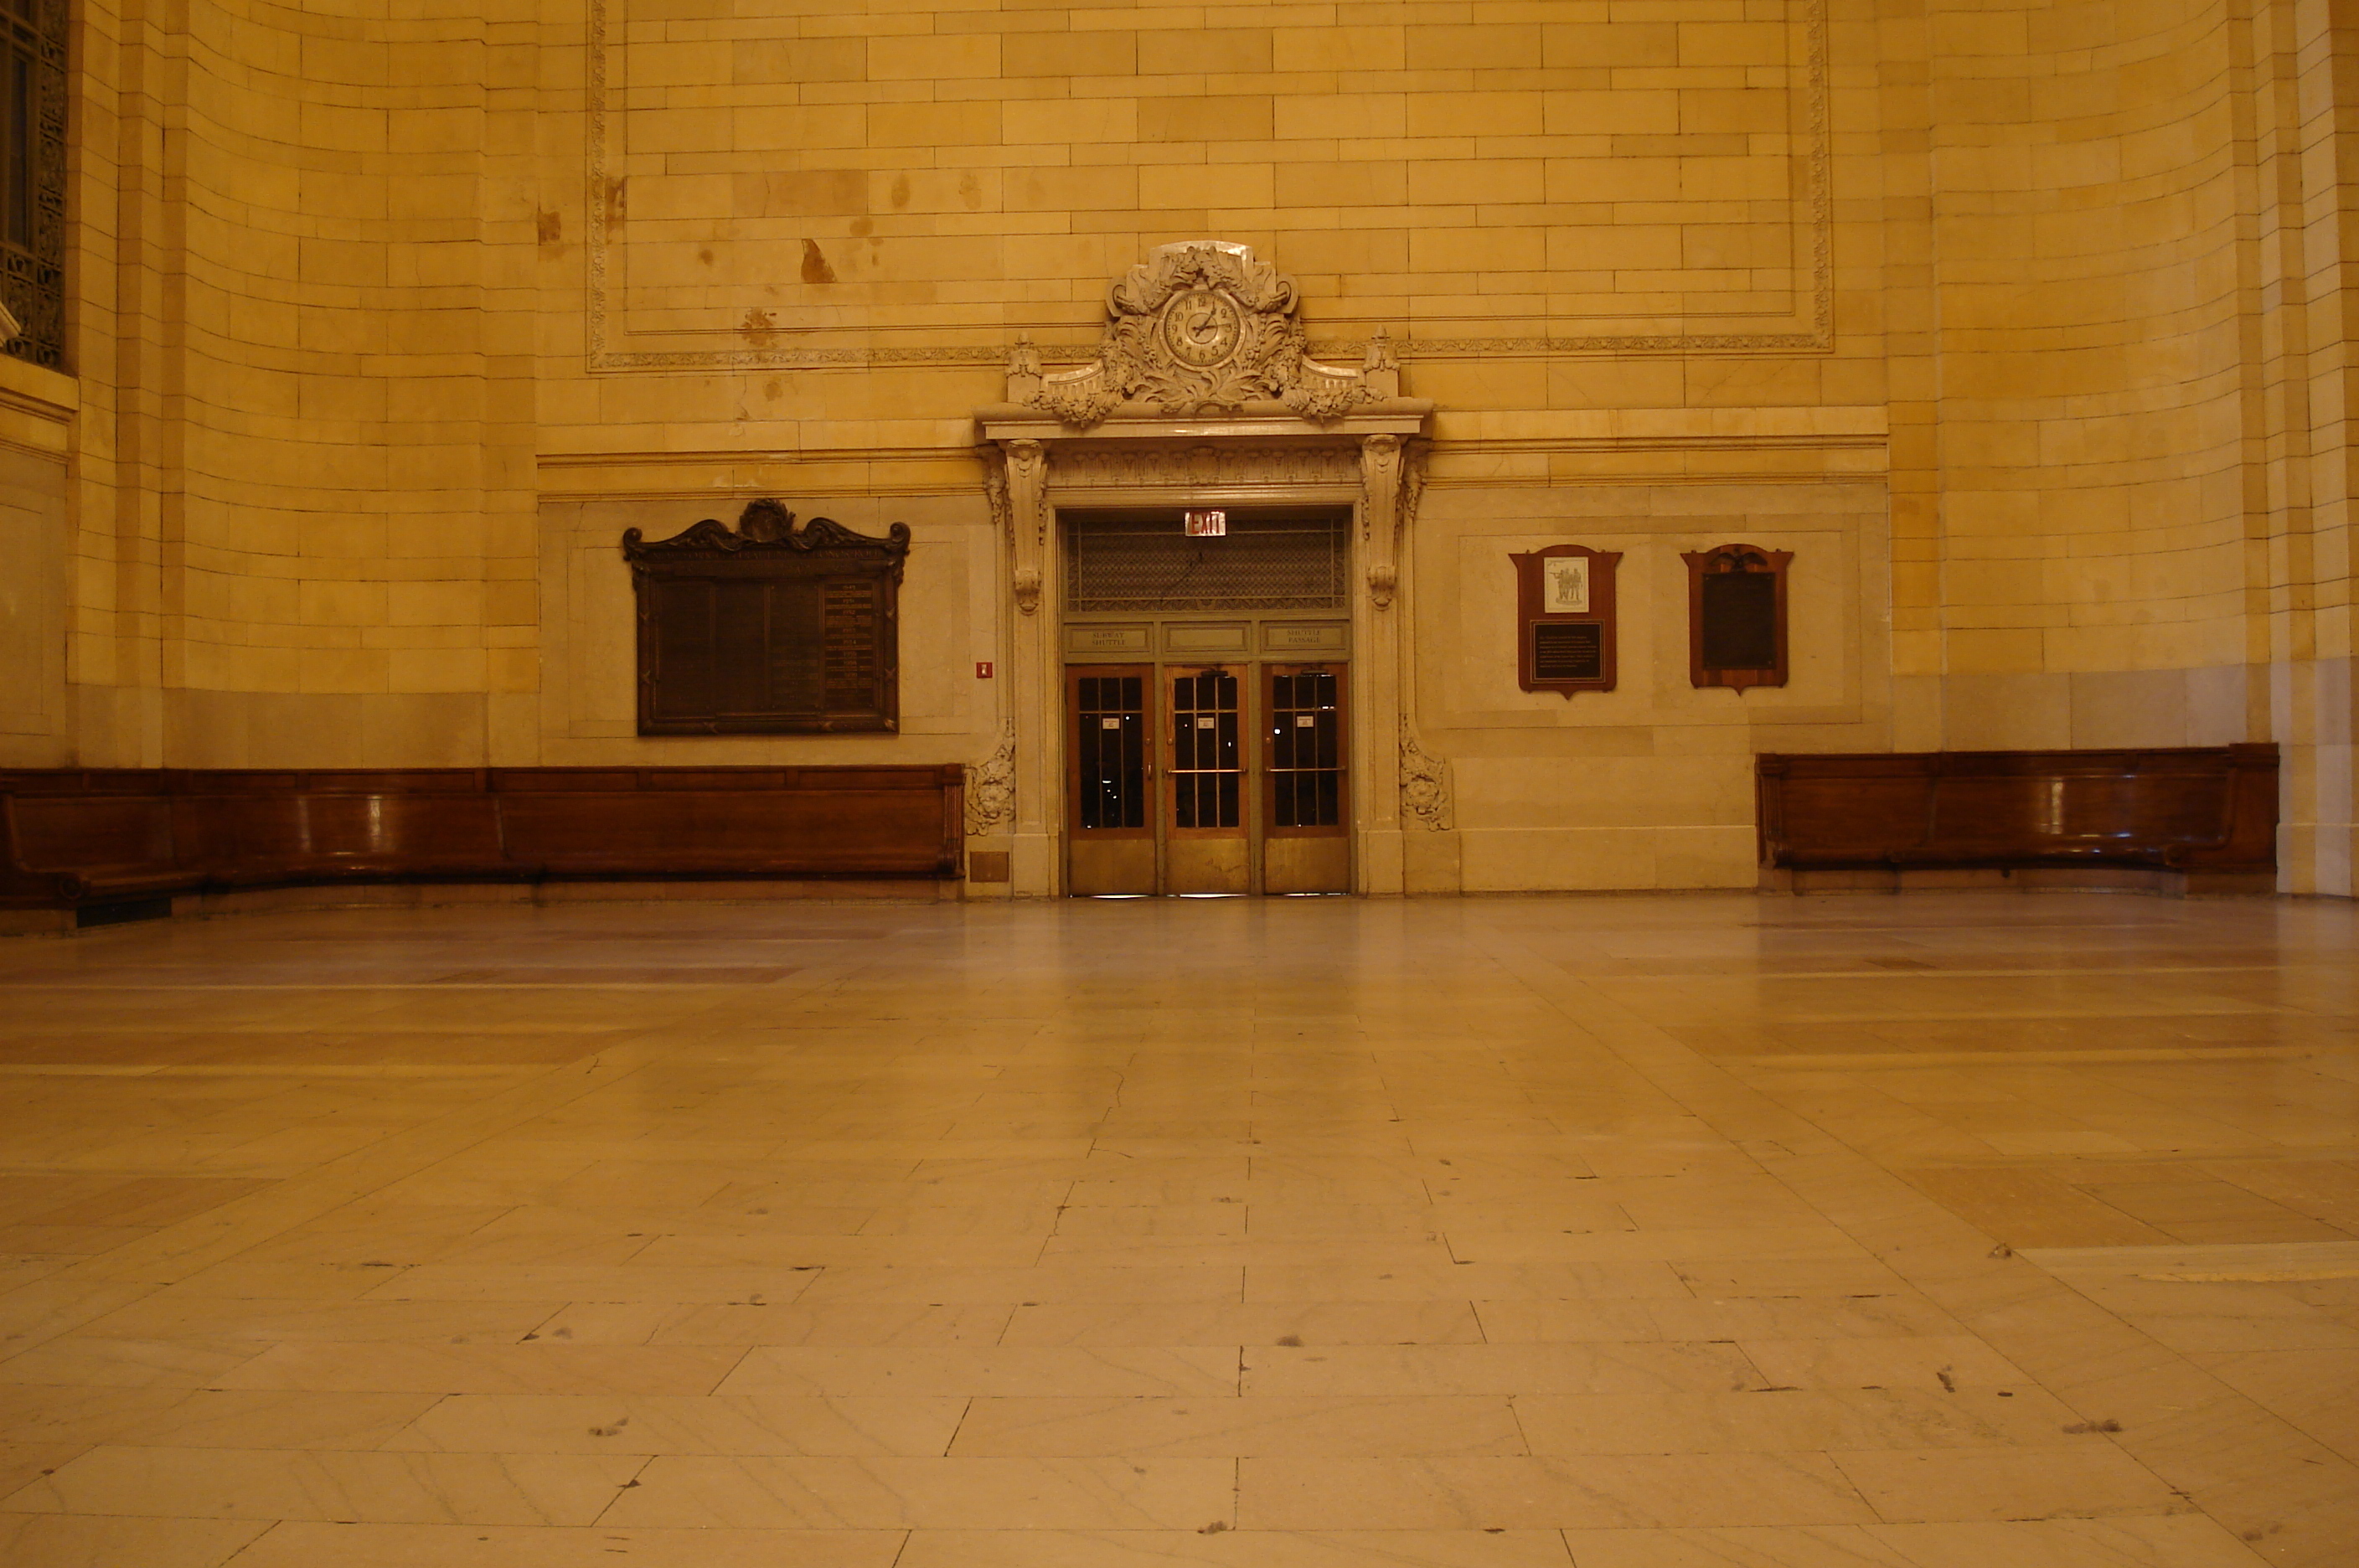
xmin=1159 ymin=286 xmax=1244 ymax=369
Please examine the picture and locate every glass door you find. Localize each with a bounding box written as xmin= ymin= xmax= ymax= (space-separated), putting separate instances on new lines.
xmin=1264 ymin=664 xmax=1349 ymax=893
xmin=1066 ymin=666 xmax=1155 ymax=895
xmin=1165 ymin=666 xmax=1249 ymax=894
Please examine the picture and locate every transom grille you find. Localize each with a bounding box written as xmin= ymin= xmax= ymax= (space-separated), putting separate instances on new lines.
xmin=1065 ymin=511 xmax=1347 ymax=613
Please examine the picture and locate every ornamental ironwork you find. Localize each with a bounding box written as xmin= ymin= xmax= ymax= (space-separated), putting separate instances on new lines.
xmin=0 ymin=0 xmax=65 ymax=370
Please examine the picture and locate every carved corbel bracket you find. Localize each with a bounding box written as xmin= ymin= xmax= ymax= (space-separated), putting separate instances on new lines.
xmin=989 ymin=437 xmax=1050 ymax=615
xmin=964 ymin=720 xmax=1017 ymax=833
xmin=1399 ymin=719 xmax=1454 ymax=832
xmin=1359 ymin=432 xmax=1407 ymax=610
xmin=1002 ymin=439 xmax=1047 ymax=550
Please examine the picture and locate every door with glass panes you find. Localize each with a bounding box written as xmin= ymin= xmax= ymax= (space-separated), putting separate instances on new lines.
xmin=1066 ymin=661 xmax=1348 ymax=895
xmin=1066 ymin=666 xmax=1155 ymax=895
xmin=1262 ymin=664 xmax=1349 ymax=893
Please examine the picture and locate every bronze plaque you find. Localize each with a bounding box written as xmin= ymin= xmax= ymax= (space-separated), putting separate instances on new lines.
xmin=1684 ymin=543 xmax=1792 ymax=691
xmin=1700 ymin=571 xmax=1777 ymax=670
xmin=1510 ymin=544 xmax=1621 ymax=696
xmin=1531 ymin=622 xmax=1603 ymax=683
xmin=626 ymin=499 xmax=907 ymax=735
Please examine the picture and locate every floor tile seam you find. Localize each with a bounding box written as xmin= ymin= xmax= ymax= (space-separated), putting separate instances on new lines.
xmin=0 ymin=1065 xmax=548 ymax=1077
xmin=1623 ymin=1008 xmax=2313 ymax=1025
xmin=1519 ymin=1014 xmax=2359 ymax=1537
xmin=0 ymin=957 xmax=886 ymax=1359
xmin=1631 ymin=961 xmax=2343 ymax=972
xmin=1716 ymin=1060 xmax=2280 ymax=1159
xmin=1463 ymin=921 xmax=2341 ymax=1490
xmin=62 ymin=943 xmax=891 ymax=1292
xmin=584 ymin=1452 xmax=660 ymax=1528
xmin=1722 ymin=1048 xmax=2349 ymax=1068
xmin=0 ymin=983 xmax=823 ymax=992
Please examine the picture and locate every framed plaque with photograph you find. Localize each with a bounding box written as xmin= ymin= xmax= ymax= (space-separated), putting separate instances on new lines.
xmin=1510 ymin=544 xmax=1621 ymax=697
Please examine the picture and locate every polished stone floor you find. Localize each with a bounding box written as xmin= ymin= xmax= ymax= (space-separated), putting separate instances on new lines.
xmin=0 ymin=892 xmax=2353 ymax=1568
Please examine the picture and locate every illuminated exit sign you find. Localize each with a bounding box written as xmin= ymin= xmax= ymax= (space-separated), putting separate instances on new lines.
xmin=1184 ymin=509 xmax=1227 ymax=537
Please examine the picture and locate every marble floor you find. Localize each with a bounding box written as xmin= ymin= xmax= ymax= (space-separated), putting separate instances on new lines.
xmin=0 ymin=892 xmax=2354 ymax=1568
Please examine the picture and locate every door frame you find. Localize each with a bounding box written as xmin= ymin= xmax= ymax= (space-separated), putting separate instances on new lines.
xmin=1064 ymin=663 xmax=1156 ymax=895
xmin=973 ymin=410 xmax=1429 ymax=899
xmin=1263 ymin=661 xmax=1350 ymax=844
xmin=1162 ymin=662 xmax=1253 ymax=895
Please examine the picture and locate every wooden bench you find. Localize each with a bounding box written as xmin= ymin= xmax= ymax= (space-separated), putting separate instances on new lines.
xmin=0 ymin=766 xmax=967 ymax=913
xmin=1757 ymin=745 xmax=2279 ymax=892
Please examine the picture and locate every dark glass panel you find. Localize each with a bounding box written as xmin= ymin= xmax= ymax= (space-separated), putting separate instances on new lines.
xmin=1700 ymin=570 xmax=1778 ymax=670
xmin=651 ymin=581 xmax=712 ymax=720
xmin=1076 ymin=674 xmax=1146 ymax=830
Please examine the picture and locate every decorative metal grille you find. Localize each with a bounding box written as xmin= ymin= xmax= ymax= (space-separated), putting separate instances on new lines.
xmin=0 ymin=0 xmax=64 ymax=369
xmin=1065 ymin=512 xmax=1347 ymax=613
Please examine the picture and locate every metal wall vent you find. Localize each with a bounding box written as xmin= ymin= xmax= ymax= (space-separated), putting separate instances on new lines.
xmin=1064 ymin=511 xmax=1347 ymax=613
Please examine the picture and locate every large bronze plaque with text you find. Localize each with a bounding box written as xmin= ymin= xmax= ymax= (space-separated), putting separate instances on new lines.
xmin=624 ymin=499 xmax=906 ymax=735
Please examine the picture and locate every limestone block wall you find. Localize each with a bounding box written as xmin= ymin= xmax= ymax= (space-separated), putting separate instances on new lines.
xmin=1407 ymin=464 xmax=1891 ymax=894
xmin=534 ymin=487 xmax=999 ymax=766
xmin=0 ymin=358 xmax=75 ymax=766
xmin=0 ymin=0 xmax=2347 ymax=890
xmin=1910 ymin=0 xmax=2253 ymax=749
xmin=62 ymin=0 xmax=537 ymax=768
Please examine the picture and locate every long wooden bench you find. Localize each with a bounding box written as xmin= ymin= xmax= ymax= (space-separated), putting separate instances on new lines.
xmin=1757 ymin=745 xmax=2279 ymax=891
xmin=0 ymin=766 xmax=967 ymax=913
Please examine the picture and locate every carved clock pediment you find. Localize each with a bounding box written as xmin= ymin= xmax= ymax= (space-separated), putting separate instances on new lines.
xmin=1009 ymin=242 xmax=1390 ymax=428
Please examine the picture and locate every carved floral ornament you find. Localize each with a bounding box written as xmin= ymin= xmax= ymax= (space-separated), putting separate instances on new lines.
xmin=621 ymin=499 xmax=911 ymax=579
xmin=1013 ymin=243 xmax=1386 ymax=427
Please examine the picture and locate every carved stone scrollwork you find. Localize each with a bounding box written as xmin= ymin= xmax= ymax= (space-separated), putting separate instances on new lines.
xmin=1365 ymin=563 xmax=1397 ymax=610
xmin=979 ymin=449 xmax=1010 ymax=540
xmin=965 ymin=720 xmax=1016 ymax=834
xmin=996 ymin=437 xmax=1049 ymax=615
xmin=1399 ymin=719 xmax=1454 ymax=832
xmin=1401 ymin=439 xmax=1429 ymax=534
xmin=1004 ymin=439 xmax=1046 ymax=549
xmin=1051 ymin=444 xmax=1359 ymax=490
xmin=622 ymin=499 xmax=911 ymax=583
xmin=1359 ymin=433 xmax=1402 ymax=545
xmin=1023 ymin=242 xmax=1379 ymax=427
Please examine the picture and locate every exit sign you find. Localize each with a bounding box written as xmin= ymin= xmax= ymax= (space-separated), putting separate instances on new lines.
xmin=1184 ymin=509 xmax=1226 ymax=537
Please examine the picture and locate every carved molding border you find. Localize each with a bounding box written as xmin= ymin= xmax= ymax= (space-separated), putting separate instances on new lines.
xmin=584 ymin=0 xmax=1831 ymax=374
xmin=1047 ymin=444 xmax=1361 ymax=492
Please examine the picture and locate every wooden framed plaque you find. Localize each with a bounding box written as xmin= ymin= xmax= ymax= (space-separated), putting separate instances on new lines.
xmin=1683 ymin=543 xmax=1791 ymax=691
xmin=624 ymin=498 xmax=906 ymax=735
xmin=1511 ymin=544 xmax=1621 ymax=697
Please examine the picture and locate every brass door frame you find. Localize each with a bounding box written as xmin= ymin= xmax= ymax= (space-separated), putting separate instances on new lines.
xmin=1164 ymin=663 xmax=1253 ymax=895
xmin=1263 ymin=663 xmax=1349 ymax=843
xmin=1066 ymin=664 xmax=1157 ymax=895
xmin=1263 ymin=663 xmax=1350 ymax=895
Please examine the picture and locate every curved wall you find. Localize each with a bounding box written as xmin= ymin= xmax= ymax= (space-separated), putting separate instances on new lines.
xmin=1921 ymin=0 xmax=2254 ymax=749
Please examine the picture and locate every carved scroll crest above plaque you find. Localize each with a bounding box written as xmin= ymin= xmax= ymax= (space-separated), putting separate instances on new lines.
xmin=1014 ymin=243 xmax=1379 ymax=428
xmin=622 ymin=498 xmax=911 ymax=580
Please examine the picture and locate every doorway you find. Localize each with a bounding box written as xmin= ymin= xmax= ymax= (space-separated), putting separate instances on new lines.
xmin=1060 ymin=506 xmax=1355 ymax=896
xmin=1066 ymin=655 xmax=1350 ymax=895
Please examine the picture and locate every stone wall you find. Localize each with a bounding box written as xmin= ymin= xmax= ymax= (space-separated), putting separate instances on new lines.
xmin=9 ymin=0 xmax=2353 ymax=891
